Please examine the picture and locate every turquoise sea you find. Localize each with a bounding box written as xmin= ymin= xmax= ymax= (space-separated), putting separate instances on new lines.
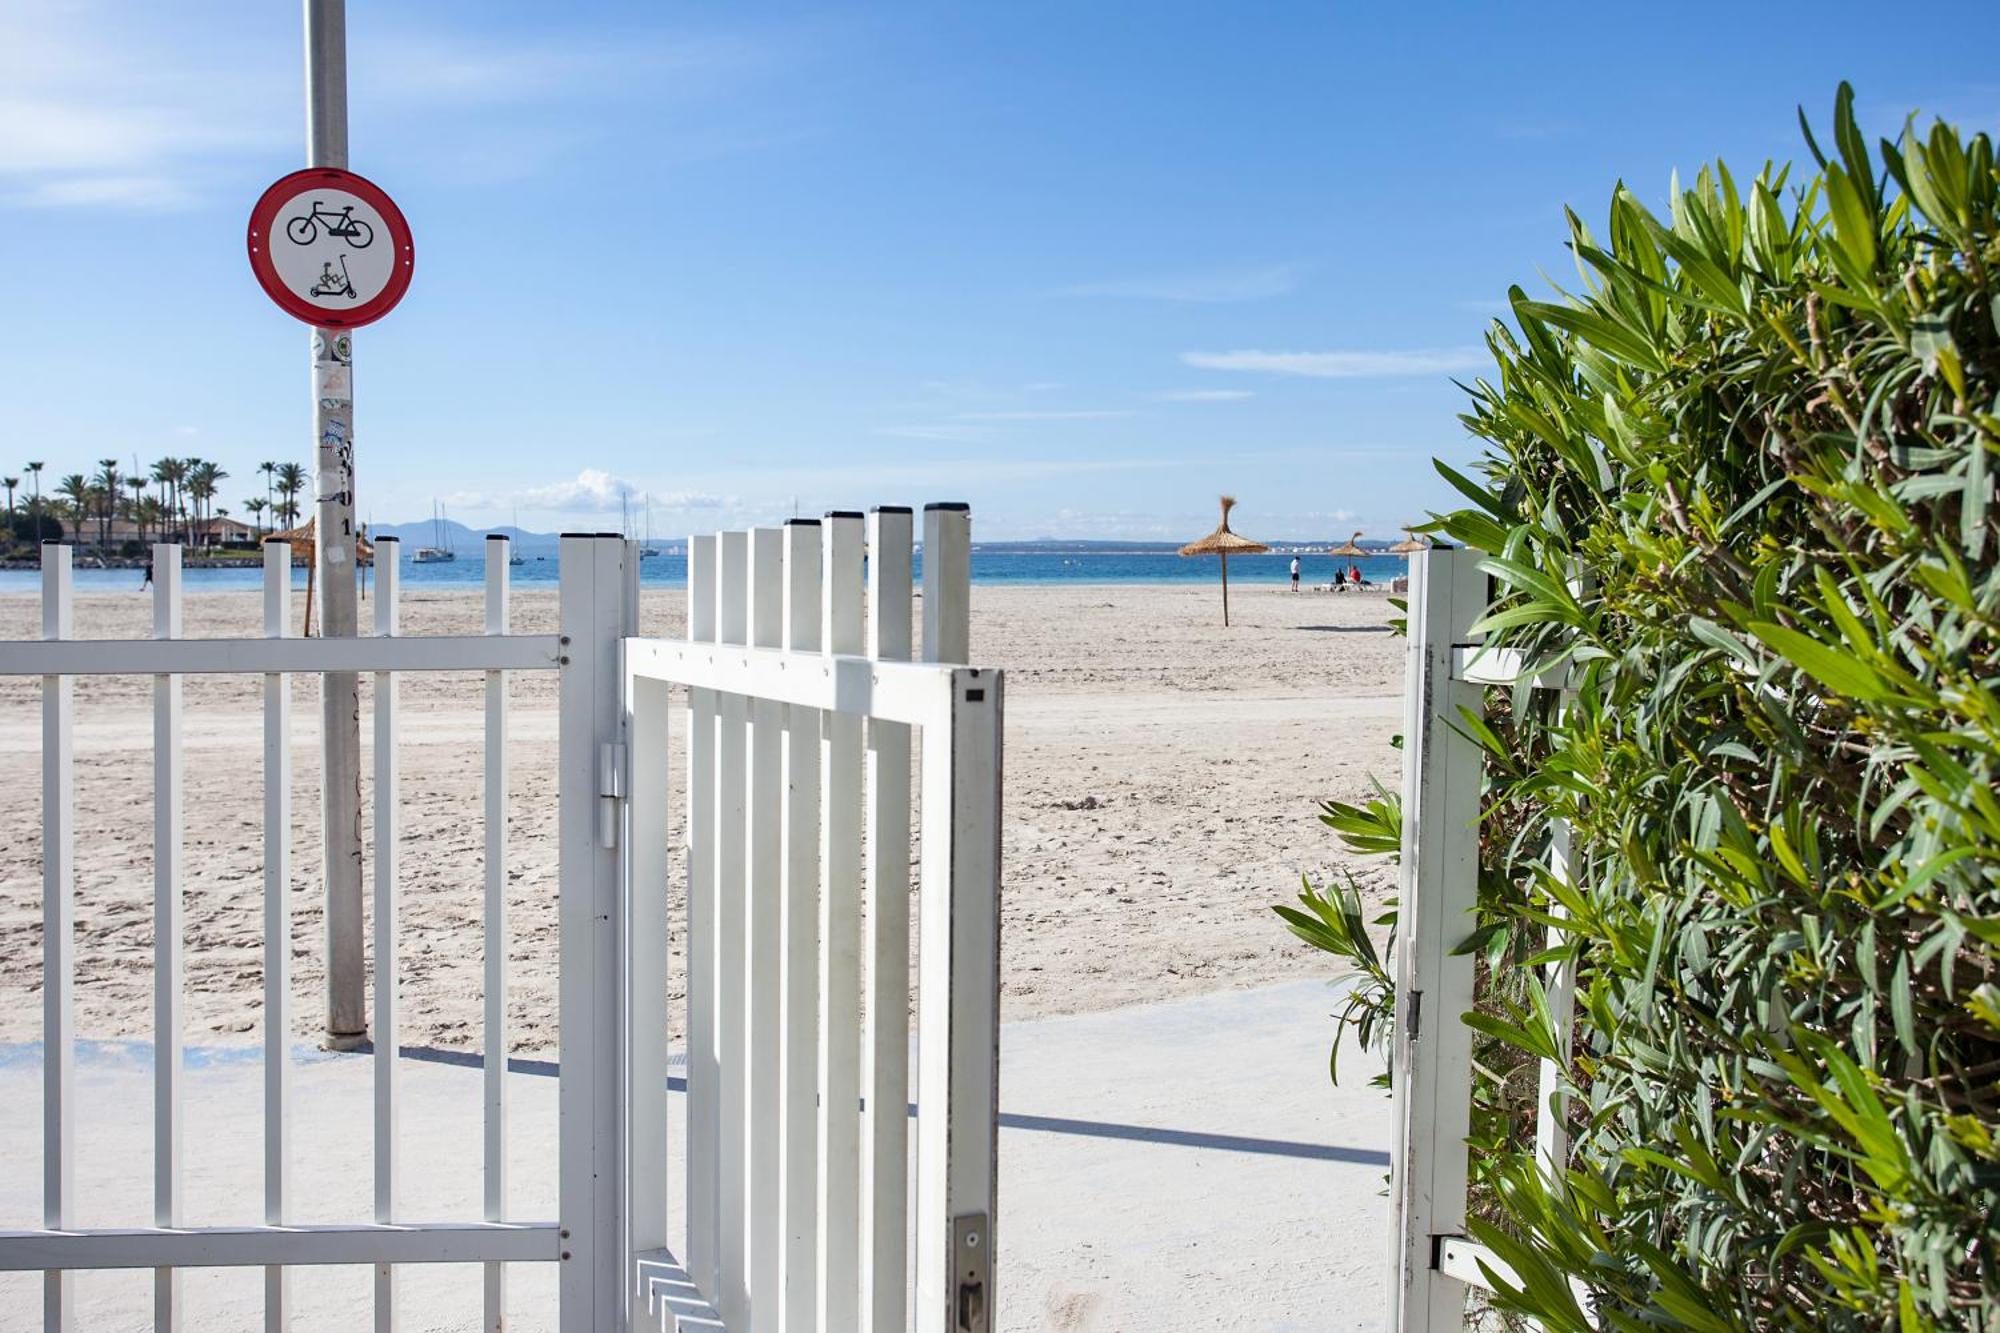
xmin=0 ymin=544 xmax=1413 ymax=593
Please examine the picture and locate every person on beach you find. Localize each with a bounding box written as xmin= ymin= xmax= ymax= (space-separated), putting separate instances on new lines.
xmin=140 ymin=553 xmax=153 ymax=589
xmin=1290 ymin=555 xmax=1300 ymax=591
xmin=1348 ymin=563 xmax=1362 ymax=588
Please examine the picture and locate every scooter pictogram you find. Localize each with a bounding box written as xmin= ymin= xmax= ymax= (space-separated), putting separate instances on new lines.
xmin=309 ymin=255 xmax=357 ymax=300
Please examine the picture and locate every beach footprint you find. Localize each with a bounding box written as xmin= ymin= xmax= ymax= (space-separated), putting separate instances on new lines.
xmin=1045 ymin=1287 xmax=1106 ymax=1330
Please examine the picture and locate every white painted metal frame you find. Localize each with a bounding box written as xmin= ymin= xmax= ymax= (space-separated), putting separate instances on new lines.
xmin=6 ymin=521 xmax=1001 ymax=1333
xmin=485 ymin=534 xmax=514 ymax=1331
xmin=624 ymin=503 xmax=1001 ymax=1333
xmin=1391 ymin=545 xmax=1589 ymax=1330
xmin=0 ymin=538 xmax=594 ymax=1333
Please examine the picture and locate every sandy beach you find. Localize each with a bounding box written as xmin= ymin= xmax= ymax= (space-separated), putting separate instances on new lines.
xmin=0 ymin=580 xmax=1404 ymax=1053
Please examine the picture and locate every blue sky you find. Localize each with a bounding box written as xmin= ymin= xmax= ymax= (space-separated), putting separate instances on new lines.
xmin=5 ymin=1 xmax=1996 ymax=541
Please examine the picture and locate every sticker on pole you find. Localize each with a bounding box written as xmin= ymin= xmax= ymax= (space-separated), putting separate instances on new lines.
xmin=247 ymin=168 xmax=414 ymax=329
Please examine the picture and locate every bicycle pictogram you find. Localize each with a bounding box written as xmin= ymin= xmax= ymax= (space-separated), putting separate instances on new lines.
xmin=286 ymin=201 xmax=374 ymax=249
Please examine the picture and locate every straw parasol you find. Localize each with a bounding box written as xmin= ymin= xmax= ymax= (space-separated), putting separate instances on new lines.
xmin=1178 ymin=495 xmax=1269 ymax=626
xmin=261 ymin=517 xmax=375 ymax=635
xmin=1326 ymin=529 xmax=1369 ymax=558
xmin=1388 ymin=527 xmax=1431 ymax=556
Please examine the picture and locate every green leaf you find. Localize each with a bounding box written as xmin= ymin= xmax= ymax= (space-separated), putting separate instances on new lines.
xmin=1745 ymin=621 xmax=1890 ymax=702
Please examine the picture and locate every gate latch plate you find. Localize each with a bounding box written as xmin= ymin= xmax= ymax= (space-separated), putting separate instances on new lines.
xmin=953 ymin=1212 xmax=989 ymax=1333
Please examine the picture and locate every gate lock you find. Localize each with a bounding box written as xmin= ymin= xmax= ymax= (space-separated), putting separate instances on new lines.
xmin=953 ymin=1212 xmax=989 ymax=1333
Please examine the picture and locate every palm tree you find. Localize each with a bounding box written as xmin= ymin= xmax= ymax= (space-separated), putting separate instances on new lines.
xmin=245 ymin=497 xmax=269 ymax=535
xmin=55 ymin=474 xmax=90 ymax=543
xmin=136 ymin=495 xmax=165 ymax=542
xmin=2 ymin=476 xmax=16 ymax=527
xmin=275 ymin=462 xmax=307 ymax=525
xmin=151 ymin=458 xmax=186 ymax=542
xmin=94 ymin=459 xmax=120 ymax=548
xmin=188 ymin=461 xmax=227 ymax=546
xmin=260 ymin=461 xmax=278 ymax=526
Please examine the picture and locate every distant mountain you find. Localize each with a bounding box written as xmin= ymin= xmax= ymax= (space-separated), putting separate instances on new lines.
xmin=370 ymin=518 xmax=562 ymax=553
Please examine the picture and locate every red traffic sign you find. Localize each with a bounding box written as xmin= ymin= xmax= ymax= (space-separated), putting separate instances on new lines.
xmin=247 ymin=168 xmax=413 ymax=329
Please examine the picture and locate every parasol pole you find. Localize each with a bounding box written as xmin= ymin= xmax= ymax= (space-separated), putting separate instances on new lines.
xmin=1221 ymin=551 xmax=1230 ymax=627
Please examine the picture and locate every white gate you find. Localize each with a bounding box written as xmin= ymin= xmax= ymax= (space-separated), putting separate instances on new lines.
xmin=1390 ymin=545 xmax=1583 ymax=1331
xmin=0 ymin=507 xmax=1002 ymax=1333
xmin=621 ymin=505 xmax=1001 ymax=1333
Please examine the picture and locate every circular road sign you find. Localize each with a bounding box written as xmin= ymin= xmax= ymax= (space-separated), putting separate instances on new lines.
xmin=247 ymin=168 xmax=413 ymax=328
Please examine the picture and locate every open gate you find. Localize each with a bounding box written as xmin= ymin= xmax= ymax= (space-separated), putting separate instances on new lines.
xmin=1390 ymin=545 xmax=1583 ymax=1331
xmin=0 ymin=506 xmax=1001 ymax=1333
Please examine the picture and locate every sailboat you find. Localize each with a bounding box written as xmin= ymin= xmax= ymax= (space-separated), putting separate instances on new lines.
xmin=640 ymin=494 xmax=661 ymax=559
xmin=508 ymin=508 xmax=526 ymax=566
xmin=412 ymin=502 xmax=456 ymax=564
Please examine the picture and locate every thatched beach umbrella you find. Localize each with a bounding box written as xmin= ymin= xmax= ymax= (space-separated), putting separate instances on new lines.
xmin=262 ymin=517 xmax=374 ymax=635
xmin=1179 ymin=495 xmax=1270 ymax=626
xmin=1327 ymin=529 xmax=1369 ymax=558
xmin=1388 ymin=528 xmax=1430 ymax=556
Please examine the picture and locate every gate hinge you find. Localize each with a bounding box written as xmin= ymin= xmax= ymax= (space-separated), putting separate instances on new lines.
xmin=597 ymin=743 xmax=626 ymax=849
xmin=1408 ymin=989 xmax=1422 ymax=1043
xmin=599 ymin=743 xmax=628 ymax=799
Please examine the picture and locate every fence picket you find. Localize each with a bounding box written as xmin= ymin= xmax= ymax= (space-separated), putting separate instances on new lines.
xmin=261 ymin=542 xmax=293 ymax=1333
xmin=713 ymin=530 xmax=751 ymax=1329
xmin=628 ymin=659 xmax=672 ymax=1257
xmin=684 ymin=533 xmax=721 ymax=1300
xmin=1535 ymin=814 xmax=1576 ymax=1183
xmin=483 ymin=536 xmax=512 ymax=1331
xmin=779 ymin=520 xmax=824 ymax=1332
xmin=862 ymin=505 xmax=914 ymax=1333
xmin=372 ymin=539 xmax=401 ymax=1333
xmin=747 ymin=527 xmax=786 ymax=1326
xmin=922 ymin=503 xmax=971 ymax=665
xmin=151 ymin=544 xmax=184 ymax=1333
xmin=819 ymin=511 xmax=866 ymax=1333
xmin=42 ymin=543 xmax=74 ymax=1333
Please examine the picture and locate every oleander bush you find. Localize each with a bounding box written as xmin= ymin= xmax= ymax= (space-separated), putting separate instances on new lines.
xmin=1420 ymin=85 xmax=2000 ymax=1329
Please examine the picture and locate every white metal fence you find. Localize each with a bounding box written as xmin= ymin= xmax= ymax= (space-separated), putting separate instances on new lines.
xmin=0 ymin=535 xmax=557 ymax=1333
xmin=1390 ymin=545 xmax=1585 ymax=1331
xmin=622 ymin=505 xmax=1001 ymax=1333
xmin=0 ymin=509 xmax=1003 ymax=1333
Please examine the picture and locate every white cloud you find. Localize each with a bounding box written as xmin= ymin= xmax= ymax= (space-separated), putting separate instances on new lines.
xmin=1056 ymin=262 xmax=1303 ymax=303
xmin=0 ymin=5 xmax=812 ymax=210
xmin=1157 ymin=389 xmax=1254 ymax=402
xmin=1181 ymin=348 xmax=1488 ymax=378
xmin=0 ymin=5 xmax=284 ymax=210
xmin=875 ymin=425 xmax=992 ymax=443
xmin=444 ymin=471 xmax=733 ymax=514
xmin=954 ymin=409 xmax=1129 ymax=422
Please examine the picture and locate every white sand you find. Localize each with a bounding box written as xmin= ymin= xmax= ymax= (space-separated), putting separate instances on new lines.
xmin=0 ymin=581 xmax=1404 ymax=1052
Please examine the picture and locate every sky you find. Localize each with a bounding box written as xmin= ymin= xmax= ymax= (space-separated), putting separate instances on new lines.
xmin=4 ymin=1 xmax=1997 ymax=542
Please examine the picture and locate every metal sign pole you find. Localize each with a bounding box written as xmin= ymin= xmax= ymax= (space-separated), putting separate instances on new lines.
xmin=306 ymin=0 xmax=365 ymax=1049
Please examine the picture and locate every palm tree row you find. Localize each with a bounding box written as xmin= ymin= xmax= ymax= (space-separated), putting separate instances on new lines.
xmin=4 ymin=457 xmax=312 ymax=548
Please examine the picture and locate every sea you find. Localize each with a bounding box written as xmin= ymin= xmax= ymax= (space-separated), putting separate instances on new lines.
xmin=0 ymin=543 xmax=1412 ymax=593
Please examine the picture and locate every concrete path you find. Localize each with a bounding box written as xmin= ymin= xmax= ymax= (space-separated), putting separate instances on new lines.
xmin=0 ymin=979 xmax=1389 ymax=1330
